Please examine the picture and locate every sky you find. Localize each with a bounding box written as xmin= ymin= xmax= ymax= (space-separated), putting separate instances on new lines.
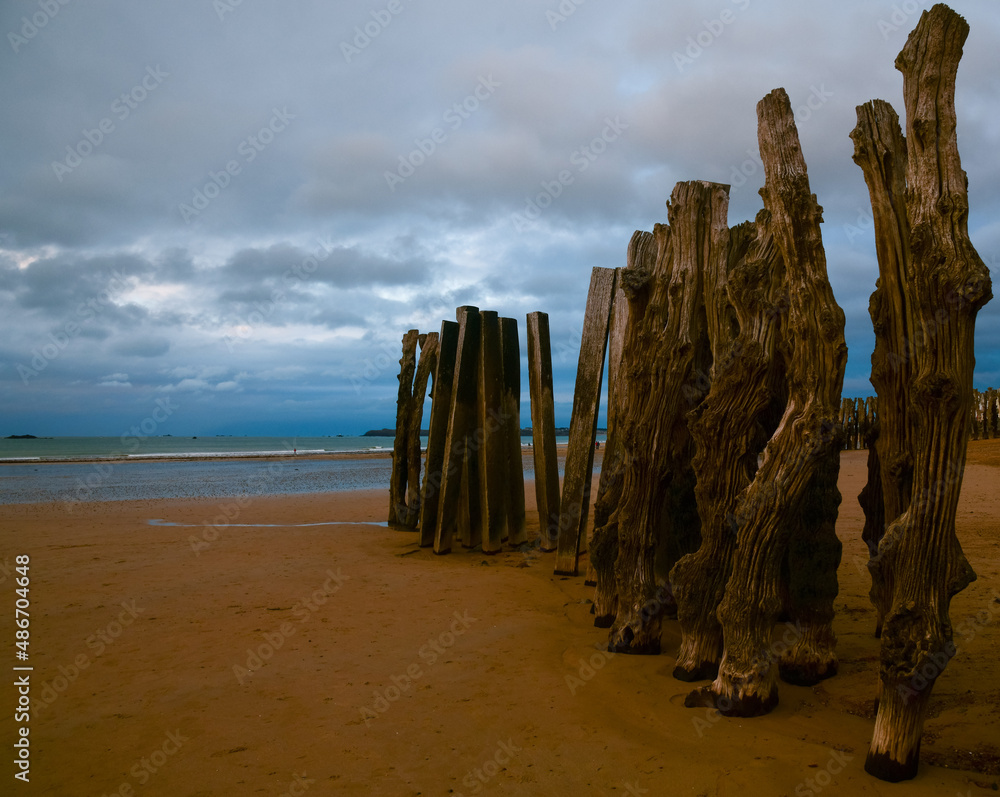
xmin=1 ymin=0 xmax=998 ymax=437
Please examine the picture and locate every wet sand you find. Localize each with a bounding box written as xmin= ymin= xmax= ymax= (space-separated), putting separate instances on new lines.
xmin=1 ymin=441 xmax=997 ymax=795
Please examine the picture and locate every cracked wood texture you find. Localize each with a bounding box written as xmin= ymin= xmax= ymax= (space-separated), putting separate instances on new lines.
xmin=500 ymin=317 xmax=527 ymax=547
xmin=478 ymin=311 xmax=507 ymax=554
xmin=686 ymin=88 xmax=847 ymax=715
xmin=403 ymin=332 xmax=438 ymax=529
xmin=420 ymin=321 xmax=458 ymax=546
xmin=852 ymin=99 xmax=914 ymax=639
xmin=854 ymin=5 xmax=993 ymax=782
xmin=671 ymin=214 xmax=786 ymax=681
xmin=554 ymin=267 xmax=616 ymax=576
xmin=606 ymin=181 xmax=721 ymax=654
xmin=591 ymin=234 xmax=656 ymax=626
xmin=433 ymin=307 xmax=482 ymax=555
xmin=389 ymin=329 xmax=420 ymax=527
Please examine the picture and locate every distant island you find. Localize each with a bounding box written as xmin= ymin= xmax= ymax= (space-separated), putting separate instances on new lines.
xmin=5 ymin=434 xmax=38 ymax=439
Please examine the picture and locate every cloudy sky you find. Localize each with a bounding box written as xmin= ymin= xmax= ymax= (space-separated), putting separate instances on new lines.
xmin=1 ymin=0 xmax=997 ymax=437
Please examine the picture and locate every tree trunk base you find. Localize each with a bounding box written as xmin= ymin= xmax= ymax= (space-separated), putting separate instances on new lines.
xmin=672 ymin=661 xmax=719 ymax=682
xmin=607 ymin=623 xmax=661 ymax=655
xmin=593 ymin=613 xmax=615 ymax=629
xmin=778 ymin=655 xmax=838 ymax=687
xmin=683 ymin=682 xmax=778 ymax=717
xmin=673 ymin=626 xmax=723 ymax=682
xmin=864 ymin=686 xmax=931 ymax=782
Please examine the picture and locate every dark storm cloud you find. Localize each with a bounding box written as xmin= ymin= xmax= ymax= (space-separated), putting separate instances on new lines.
xmin=0 ymin=0 xmax=997 ymax=433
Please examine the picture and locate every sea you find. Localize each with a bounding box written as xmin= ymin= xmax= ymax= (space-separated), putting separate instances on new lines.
xmin=0 ymin=435 xmax=587 ymax=505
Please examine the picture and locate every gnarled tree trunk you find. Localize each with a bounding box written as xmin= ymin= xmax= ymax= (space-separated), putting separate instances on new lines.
xmin=671 ymin=213 xmax=786 ymax=681
xmin=686 ymin=87 xmax=847 ymax=716
xmin=607 ymin=180 xmax=723 ymax=654
xmin=856 ymin=5 xmax=992 ymax=781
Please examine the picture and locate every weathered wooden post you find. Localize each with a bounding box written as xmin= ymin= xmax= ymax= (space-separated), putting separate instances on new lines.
xmin=554 ymin=267 xmax=617 ymax=576
xmin=434 ymin=307 xmax=482 ymax=554
xmin=389 ymin=329 xmax=420 ymax=527
xmin=420 ymin=321 xmax=459 ymax=546
xmin=586 ymin=266 xmax=630 ymax=586
xmin=850 ymin=5 xmax=992 ymax=781
xmin=402 ymin=332 xmax=438 ymax=528
xmin=527 ymin=312 xmax=560 ymax=551
xmin=500 ymin=317 xmax=527 ymax=547
xmin=607 ymin=180 xmax=721 ymax=653
xmin=686 ymin=88 xmax=847 ymax=713
xmin=478 ymin=311 xmax=507 ymax=554
xmin=671 ymin=214 xmax=785 ymax=680
xmin=591 ymin=232 xmax=656 ymax=626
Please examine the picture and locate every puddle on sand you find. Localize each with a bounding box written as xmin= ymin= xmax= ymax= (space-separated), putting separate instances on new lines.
xmin=147 ymin=519 xmax=390 ymax=528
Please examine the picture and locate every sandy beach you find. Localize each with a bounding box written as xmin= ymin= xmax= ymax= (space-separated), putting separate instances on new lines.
xmin=1 ymin=441 xmax=998 ymax=795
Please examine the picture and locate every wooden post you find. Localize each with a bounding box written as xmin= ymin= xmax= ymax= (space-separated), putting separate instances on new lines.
xmin=607 ymin=181 xmax=721 ymax=654
xmin=686 ymin=88 xmax=847 ymax=714
xmin=671 ymin=215 xmax=784 ymax=680
xmin=478 ymin=311 xmax=507 ymax=554
xmin=500 ymin=317 xmax=527 ymax=547
xmin=527 ymin=312 xmax=560 ymax=552
xmin=434 ymin=307 xmax=482 ymax=555
xmin=402 ymin=332 xmax=438 ymax=529
xmin=554 ymin=267 xmax=616 ymax=576
xmin=591 ymin=232 xmax=657 ymax=626
xmin=420 ymin=321 xmax=458 ymax=546
xmin=850 ymin=6 xmax=992 ymax=782
xmin=388 ymin=329 xmax=419 ymax=527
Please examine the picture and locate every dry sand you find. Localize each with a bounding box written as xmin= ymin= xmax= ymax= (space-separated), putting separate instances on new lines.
xmin=1 ymin=441 xmax=998 ymax=795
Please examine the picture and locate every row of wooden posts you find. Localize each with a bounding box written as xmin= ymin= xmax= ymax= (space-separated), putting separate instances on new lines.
xmin=385 ymin=5 xmax=992 ymax=785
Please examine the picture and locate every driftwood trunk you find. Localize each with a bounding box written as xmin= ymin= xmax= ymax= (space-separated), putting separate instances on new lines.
xmin=686 ymin=88 xmax=847 ymax=716
xmin=478 ymin=311 xmax=507 ymax=554
xmin=591 ymin=233 xmax=656 ymax=627
xmin=500 ymin=317 xmax=527 ymax=547
xmin=671 ymin=214 xmax=785 ymax=680
xmin=607 ymin=180 xmax=722 ymax=654
xmin=389 ymin=329 xmax=420 ymax=527
xmin=852 ymin=5 xmax=992 ymax=781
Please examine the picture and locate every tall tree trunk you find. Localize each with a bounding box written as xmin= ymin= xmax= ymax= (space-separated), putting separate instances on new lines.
xmin=686 ymin=87 xmax=847 ymax=716
xmin=857 ymin=5 xmax=992 ymax=781
xmin=671 ymin=213 xmax=785 ymax=681
xmin=389 ymin=329 xmax=420 ymax=527
xmin=851 ymin=99 xmax=914 ymax=638
xmin=592 ymin=233 xmax=656 ymax=627
xmin=608 ymin=180 xmax=722 ymax=654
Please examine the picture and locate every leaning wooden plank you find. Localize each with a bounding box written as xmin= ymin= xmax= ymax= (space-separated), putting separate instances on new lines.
xmin=419 ymin=321 xmax=458 ymax=547
xmin=401 ymin=332 xmax=438 ymax=529
xmin=527 ymin=312 xmax=560 ymax=552
xmin=500 ymin=317 xmax=527 ymax=547
xmin=554 ymin=266 xmax=616 ymax=576
xmin=433 ymin=307 xmax=481 ymax=554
